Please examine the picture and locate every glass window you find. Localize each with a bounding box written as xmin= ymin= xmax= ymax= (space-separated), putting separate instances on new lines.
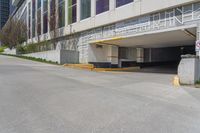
xmin=43 ymin=0 xmax=48 ymax=33
xmin=37 ymin=0 xmax=42 ymax=35
xmin=38 ymin=0 xmax=41 ymax=8
xmin=80 ymin=0 xmax=91 ymax=20
xmin=96 ymin=0 xmax=109 ymax=15
xmin=43 ymin=0 xmax=48 ymax=12
xmin=28 ymin=2 xmax=31 ymax=39
xmin=68 ymin=0 xmax=77 ymax=24
xmin=116 ymin=0 xmax=133 ymax=7
xmin=50 ymin=0 xmax=56 ymax=31
xmin=58 ymin=0 xmax=65 ymax=28
xmin=32 ymin=0 xmax=36 ymax=37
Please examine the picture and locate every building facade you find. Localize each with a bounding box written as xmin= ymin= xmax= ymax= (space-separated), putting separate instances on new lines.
xmin=11 ymin=0 xmax=200 ymax=67
xmin=0 ymin=0 xmax=9 ymax=29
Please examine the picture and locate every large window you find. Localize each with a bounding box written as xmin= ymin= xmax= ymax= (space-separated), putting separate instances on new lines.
xmin=58 ymin=0 xmax=65 ymax=28
xmin=37 ymin=0 xmax=41 ymax=36
xmin=28 ymin=2 xmax=31 ymax=39
xmin=50 ymin=0 xmax=56 ymax=31
xmin=43 ymin=0 xmax=48 ymax=33
xmin=96 ymin=0 xmax=109 ymax=15
xmin=80 ymin=0 xmax=91 ymax=20
xmin=68 ymin=0 xmax=77 ymax=24
xmin=116 ymin=0 xmax=133 ymax=7
xmin=32 ymin=0 xmax=36 ymax=37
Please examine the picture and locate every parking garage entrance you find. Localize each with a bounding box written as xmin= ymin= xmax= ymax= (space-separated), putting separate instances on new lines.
xmin=119 ymin=46 xmax=195 ymax=74
xmin=90 ymin=25 xmax=197 ymax=74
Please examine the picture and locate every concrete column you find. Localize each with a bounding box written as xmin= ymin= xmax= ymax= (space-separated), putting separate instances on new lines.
xmin=65 ymin=0 xmax=68 ymax=26
xmin=178 ymin=24 xmax=200 ymax=84
xmin=196 ymin=24 xmax=200 ymax=57
xmin=91 ymin=0 xmax=96 ymax=17
xmin=77 ymin=0 xmax=80 ymax=22
xmin=110 ymin=0 xmax=115 ymax=11
xmin=136 ymin=48 xmax=144 ymax=63
xmin=107 ymin=45 xmax=119 ymax=67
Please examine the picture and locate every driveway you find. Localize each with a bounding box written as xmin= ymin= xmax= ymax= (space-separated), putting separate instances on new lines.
xmin=0 ymin=55 xmax=200 ymax=133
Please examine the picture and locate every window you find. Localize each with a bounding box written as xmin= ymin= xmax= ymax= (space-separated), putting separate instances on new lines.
xmin=38 ymin=0 xmax=41 ymax=8
xmin=43 ymin=0 xmax=48 ymax=33
xmin=96 ymin=0 xmax=109 ymax=15
xmin=37 ymin=0 xmax=41 ymax=35
xmin=50 ymin=0 xmax=56 ymax=31
xmin=116 ymin=0 xmax=133 ymax=7
xmin=58 ymin=0 xmax=65 ymax=28
xmin=28 ymin=2 xmax=31 ymax=39
xmin=32 ymin=0 xmax=36 ymax=37
xmin=80 ymin=0 xmax=91 ymax=20
xmin=68 ymin=0 xmax=77 ymax=24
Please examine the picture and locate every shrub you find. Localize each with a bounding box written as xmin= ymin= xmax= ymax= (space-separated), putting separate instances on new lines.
xmin=0 ymin=46 xmax=7 ymax=53
xmin=16 ymin=45 xmax=26 ymax=54
xmin=196 ymin=80 xmax=200 ymax=84
xmin=16 ymin=41 xmax=52 ymax=54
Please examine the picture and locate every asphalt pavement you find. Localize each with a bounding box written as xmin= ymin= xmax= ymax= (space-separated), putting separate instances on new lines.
xmin=0 ymin=55 xmax=200 ymax=133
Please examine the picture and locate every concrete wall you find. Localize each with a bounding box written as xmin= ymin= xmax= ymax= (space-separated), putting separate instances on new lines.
xmin=60 ymin=50 xmax=79 ymax=64
xmin=3 ymin=48 xmax=17 ymax=55
xmin=88 ymin=45 xmax=109 ymax=63
xmin=24 ymin=50 xmax=61 ymax=63
xmin=24 ymin=50 xmax=79 ymax=64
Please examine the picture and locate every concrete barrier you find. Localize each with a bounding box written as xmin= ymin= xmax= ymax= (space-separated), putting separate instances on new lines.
xmin=178 ymin=55 xmax=200 ymax=85
xmin=24 ymin=50 xmax=79 ymax=64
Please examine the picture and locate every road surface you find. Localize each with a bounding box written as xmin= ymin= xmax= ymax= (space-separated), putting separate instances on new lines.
xmin=0 ymin=55 xmax=200 ymax=133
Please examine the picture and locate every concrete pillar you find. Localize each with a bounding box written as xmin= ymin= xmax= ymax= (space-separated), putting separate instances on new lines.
xmin=136 ymin=48 xmax=144 ymax=63
xmin=196 ymin=24 xmax=200 ymax=57
xmin=77 ymin=0 xmax=80 ymax=22
xmin=107 ymin=45 xmax=119 ymax=67
xmin=91 ymin=0 xmax=96 ymax=17
xmin=65 ymin=0 xmax=68 ymax=26
xmin=110 ymin=0 xmax=115 ymax=11
xmin=177 ymin=25 xmax=200 ymax=85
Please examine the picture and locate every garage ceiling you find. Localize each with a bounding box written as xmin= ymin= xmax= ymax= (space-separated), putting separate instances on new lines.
xmin=91 ymin=27 xmax=196 ymax=48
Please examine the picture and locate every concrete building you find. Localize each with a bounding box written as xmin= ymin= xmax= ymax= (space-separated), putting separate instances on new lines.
xmin=0 ymin=0 xmax=9 ymax=29
xmin=9 ymin=0 xmax=15 ymax=15
xmin=10 ymin=0 xmax=200 ymax=69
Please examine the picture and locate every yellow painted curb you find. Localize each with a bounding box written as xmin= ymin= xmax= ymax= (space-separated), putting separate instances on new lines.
xmin=173 ymin=75 xmax=180 ymax=87
xmin=63 ymin=64 xmax=94 ymax=71
xmin=63 ymin=64 xmax=140 ymax=72
xmin=93 ymin=67 xmax=140 ymax=72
